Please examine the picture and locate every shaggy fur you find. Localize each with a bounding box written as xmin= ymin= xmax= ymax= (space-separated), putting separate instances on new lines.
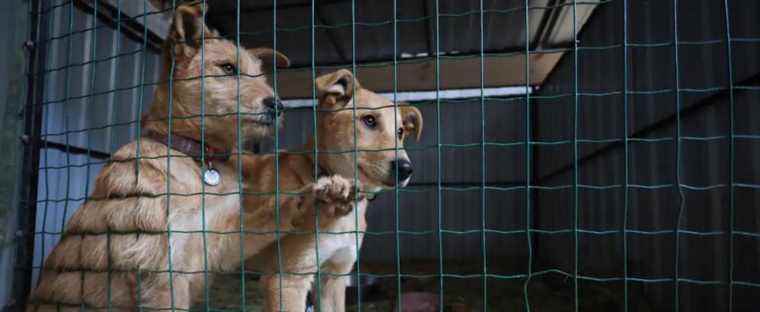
xmin=243 ymin=69 xmax=423 ymax=312
xmin=26 ymin=3 xmax=294 ymax=311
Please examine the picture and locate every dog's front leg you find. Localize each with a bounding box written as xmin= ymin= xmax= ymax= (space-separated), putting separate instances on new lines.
xmin=241 ymin=175 xmax=359 ymax=243
xmin=293 ymin=175 xmax=363 ymax=229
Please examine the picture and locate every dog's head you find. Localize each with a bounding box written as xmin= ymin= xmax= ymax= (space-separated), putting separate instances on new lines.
xmin=152 ymin=2 xmax=290 ymax=147
xmin=315 ymin=69 xmax=423 ymax=191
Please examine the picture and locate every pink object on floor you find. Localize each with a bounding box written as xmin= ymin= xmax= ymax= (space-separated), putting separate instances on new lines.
xmin=394 ymin=292 xmax=440 ymax=312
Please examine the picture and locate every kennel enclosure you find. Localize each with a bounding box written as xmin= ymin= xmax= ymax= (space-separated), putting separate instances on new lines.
xmin=0 ymin=0 xmax=759 ymax=311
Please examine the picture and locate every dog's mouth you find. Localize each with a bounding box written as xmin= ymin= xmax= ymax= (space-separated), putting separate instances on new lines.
xmin=243 ymin=109 xmax=283 ymax=127
xmin=381 ymin=176 xmax=411 ymax=188
xmin=358 ymin=165 xmax=411 ymax=189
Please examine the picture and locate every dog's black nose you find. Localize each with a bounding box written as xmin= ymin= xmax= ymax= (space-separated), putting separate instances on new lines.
xmin=391 ymin=159 xmax=413 ymax=182
xmin=263 ymin=97 xmax=284 ymax=114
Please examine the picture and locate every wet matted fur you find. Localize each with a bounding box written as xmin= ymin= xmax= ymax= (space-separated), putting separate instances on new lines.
xmin=26 ymin=3 xmax=292 ymax=311
xmin=242 ymin=69 xmax=423 ymax=312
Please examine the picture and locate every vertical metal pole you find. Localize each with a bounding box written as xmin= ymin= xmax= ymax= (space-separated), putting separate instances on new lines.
xmin=234 ymin=0 xmax=246 ymax=310
xmin=622 ymin=0 xmax=630 ymax=310
xmin=270 ymin=1 xmax=285 ymax=311
xmin=478 ymin=0 xmax=488 ymax=310
xmin=198 ymin=0 xmax=211 ymax=308
xmin=310 ymin=0 xmax=322 ymax=309
xmin=571 ymin=1 xmax=580 ymax=311
xmin=163 ymin=0 xmax=179 ymax=309
xmin=522 ymin=1 xmax=533 ymax=311
xmin=671 ymin=0 xmax=684 ymax=310
xmin=433 ymin=0 xmax=444 ymax=310
xmin=350 ymin=0 xmax=361 ymax=309
xmin=392 ymin=0 xmax=401 ymax=310
xmin=12 ymin=0 xmax=45 ymax=307
xmin=721 ymin=0 xmax=736 ymax=310
xmin=85 ymin=0 xmax=100 ymax=308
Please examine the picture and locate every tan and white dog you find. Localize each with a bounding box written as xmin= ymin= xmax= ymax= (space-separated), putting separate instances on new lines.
xmin=242 ymin=69 xmax=423 ymax=312
xmin=24 ymin=3 xmax=335 ymax=311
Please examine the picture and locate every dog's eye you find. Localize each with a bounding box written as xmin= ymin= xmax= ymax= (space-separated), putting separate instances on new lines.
xmin=219 ymin=63 xmax=237 ymax=75
xmin=397 ymin=127 xmax=404 ymax=139
xmin=361 ymin=115 xmax=377 ymax=129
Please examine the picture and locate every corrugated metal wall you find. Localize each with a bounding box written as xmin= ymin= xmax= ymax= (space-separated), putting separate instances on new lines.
xmin=531 ymin=0 xmax=760 ymax=311
xmin=268 ymin=95 xmax=528 ymax=270
xmin=31 ymin=0 xmax=161 ymax=285
xmin=267 ymin=0 xmax=760 ymax=310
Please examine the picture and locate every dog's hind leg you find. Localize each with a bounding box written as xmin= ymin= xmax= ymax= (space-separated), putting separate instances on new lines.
xmin=260 ymin=273 xmax=314 ymax=312
xmin=316 ymin=255 xmax=355 ymax=312
xmin=138 ymin=274 xmax=191 ymax=312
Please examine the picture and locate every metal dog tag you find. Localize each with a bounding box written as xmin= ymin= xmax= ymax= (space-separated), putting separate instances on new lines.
xmin=202 ymin=168 xmax=221 ymax=186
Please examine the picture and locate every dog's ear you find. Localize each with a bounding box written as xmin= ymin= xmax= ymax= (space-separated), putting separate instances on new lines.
xmin=167 ymin=2 xmax=214 ymax=57
xmin=248 ymin=48 xmax=291 ymax=73
xmin=316 ymin=69 xmax=361 ymax=108
xmin=400 ymin=104 xmax=423 ymax=141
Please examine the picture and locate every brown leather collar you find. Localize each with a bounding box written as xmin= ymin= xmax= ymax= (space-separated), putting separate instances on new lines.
xmin=142 ymin=129 xmax=230 ymax=164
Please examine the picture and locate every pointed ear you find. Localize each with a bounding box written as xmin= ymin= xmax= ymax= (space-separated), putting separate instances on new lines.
xmin=315 ymin=69 xmax=360 ymax=108
xmin=167 ymin=2 xmax=214 ymax=57
xmin=248 ymin=48 xmax=291 ymax=73
xmin=400 ymin=104 xmax=423 ymax=141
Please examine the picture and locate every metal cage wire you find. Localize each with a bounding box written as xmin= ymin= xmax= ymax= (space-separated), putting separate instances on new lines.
xmin=6 ymin=0 xmax=760 ymax=311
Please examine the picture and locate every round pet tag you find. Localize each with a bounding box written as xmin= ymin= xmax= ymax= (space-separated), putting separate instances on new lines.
xmin=202 ymin=168 xmax=221 ymax=186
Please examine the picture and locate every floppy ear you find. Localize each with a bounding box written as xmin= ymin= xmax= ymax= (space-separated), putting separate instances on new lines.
xmin=167 ymin=2 xmax=214 ymax=57
xmin=248 ymin=48 xmax=291 ymax=73
xmin=315 ymin=69 xmax=361 ymax=108
xmin=400 ymin=105 xmax=423 ymax=141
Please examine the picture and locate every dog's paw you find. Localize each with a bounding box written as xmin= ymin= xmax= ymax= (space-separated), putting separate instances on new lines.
xmin=312 ymin=175 xmax=363 ymax=218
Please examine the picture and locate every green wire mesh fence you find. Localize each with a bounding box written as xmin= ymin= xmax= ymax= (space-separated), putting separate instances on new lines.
xmin=4 ymin=0 xmax=760 ymax=311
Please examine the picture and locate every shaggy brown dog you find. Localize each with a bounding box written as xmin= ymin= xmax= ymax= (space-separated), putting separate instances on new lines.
xmin=25 ymin=3 xmax=314 ymax=311
xmin=242 ymin=69 xmax=423 ymax=312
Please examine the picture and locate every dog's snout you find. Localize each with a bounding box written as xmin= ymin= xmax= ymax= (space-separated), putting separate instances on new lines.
xmin=263 ymin=97 xmax=285 ymax=113
xmin=391 ymin=159 xmax=413 ymax=182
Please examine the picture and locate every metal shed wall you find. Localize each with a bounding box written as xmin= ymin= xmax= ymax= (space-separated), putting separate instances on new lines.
xmin=31 ymin=0 xmax=162 ymax=285
xmin=532 ymin=0 xmax=760 ymax=311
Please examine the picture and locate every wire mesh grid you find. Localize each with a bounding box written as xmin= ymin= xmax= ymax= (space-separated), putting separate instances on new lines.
xmin=6 ymin=0 xmax=760 ymax=311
